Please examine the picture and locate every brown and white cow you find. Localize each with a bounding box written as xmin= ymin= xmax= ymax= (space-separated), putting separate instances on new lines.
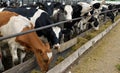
xmin=0 ymin=11 xmax=52 ymax=72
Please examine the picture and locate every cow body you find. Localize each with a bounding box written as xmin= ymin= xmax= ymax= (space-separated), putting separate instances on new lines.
xmin=100 ymin=4 xmax=115 ymax=23
xmin=0 ymin=11 xmax=52 ymax=72
xmin=0 ymin=7 xmax=61 ymax=49
xmin=91 ymin=2 xmax=115 ymax=23
xmin=63 ymin=2 xmax=92 ymax=39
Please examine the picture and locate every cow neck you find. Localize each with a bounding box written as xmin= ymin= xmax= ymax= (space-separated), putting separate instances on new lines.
xmin=16 ymin=26 xmax=47 ymax=53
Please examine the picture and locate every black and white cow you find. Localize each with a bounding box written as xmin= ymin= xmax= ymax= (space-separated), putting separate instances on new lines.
xmin=91 ymin=2 xmax=115 ymax=23
xmin=63 ymin=2 xmax=92 ymax=38
xmin=42 ymin=1 xmax=73 ymax=22
xmin=108 ymin=4 xmax=120 ymax=17
xmin=100 ymin=4 xmax=115 ymax=23
xmin=0 ymin=7 xmax=61 ymax=50
xmin=37 ymin=2 xmax=73 ymax=42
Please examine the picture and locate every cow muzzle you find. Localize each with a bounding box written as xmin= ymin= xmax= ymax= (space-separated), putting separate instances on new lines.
xmin=53 ymin=43 xmax=60 ymax=50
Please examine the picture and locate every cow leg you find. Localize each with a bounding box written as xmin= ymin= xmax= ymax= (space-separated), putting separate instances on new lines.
xmin=19 ymin=50 xmax=26 ymax=63
xmin=83 ymin=23 xmax=87 ymax=31
xmin=75 ymin=21 xmax=81 ymax=34
xmin=0 ymin=59 xmax=4 ymax=72
xmin=0 ymin=47 xmax=4 ymax=72
xmin=79 ymin=21 xmax=84 ymax=32
xmin=17 ymin=46 xmax=26 ymax=63
xmin=9 ymin=44 xmax=19 ymax=66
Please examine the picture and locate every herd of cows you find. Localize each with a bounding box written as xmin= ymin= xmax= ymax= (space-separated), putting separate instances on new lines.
xmin=0 ymin=1 xmax=120 ymax=73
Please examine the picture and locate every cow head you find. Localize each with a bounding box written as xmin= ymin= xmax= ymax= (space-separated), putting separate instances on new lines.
xmin=52 ymin=3 xmax=73 ymax=22
xmin=51 ymin=26 xmax=62 ymax=50
xmin=63 ymin=5 xmax=73 ymax=21
xmin=77 ymin=2 xmax=92 ymax=16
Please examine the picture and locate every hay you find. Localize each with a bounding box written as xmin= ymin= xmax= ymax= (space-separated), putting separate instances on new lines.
xmin=55 ymin=56 xmax=64 ymax=65
xmin=31 ymin=69 xmax=42 ymax=73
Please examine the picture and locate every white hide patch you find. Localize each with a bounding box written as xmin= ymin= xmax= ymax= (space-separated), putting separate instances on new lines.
xmin=64 ymin=5 xmax=73 ymax=20
xmin=30 ymin=9 xmax=45 ymax=27
xmin=52 ymin=26 xmax=61 ymax=39
xmin=0 ymin=8 xmax=5 ymax=12
xmin=47 ymin=2 xmax=51 ymax=6
xmin=102 ymin=5 xmax=108 ymax=9
xmin=53 ymin=43 xmax=60 ymax=49
xmin=94 ymin=26 xmax=99 ymax=30
xmin=47 ymin=52 xmax=52 ymax=60
xmin=90 ymin=1 xmax=101 ymax=5
xmin=0 ymin=15 xmax=31 ymax=36
xmin=78 ymin=2 xmax=92 ymax=16
xmin=26 ymin=7 xmax=31 ymax=10
xmin=52 ymin=9 xmax=60 ymax=17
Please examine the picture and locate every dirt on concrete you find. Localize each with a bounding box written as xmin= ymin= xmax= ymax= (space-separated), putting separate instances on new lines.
xmin=64 ymin=21 xmax=120 ymax=73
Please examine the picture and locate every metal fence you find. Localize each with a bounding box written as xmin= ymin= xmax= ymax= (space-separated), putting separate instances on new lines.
xmin=2 ymin=0 xmax=92 ymax=5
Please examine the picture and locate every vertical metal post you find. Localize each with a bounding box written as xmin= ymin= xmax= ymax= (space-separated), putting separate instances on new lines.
xmin=22 ymin=0 xmax=23 ymax=5
xmin=28 ymin=0 xmax=29 ymax=4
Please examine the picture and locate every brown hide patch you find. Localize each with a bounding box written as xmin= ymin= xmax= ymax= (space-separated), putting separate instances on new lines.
xmin=15 ymin=26 xmax=34 ymax=50
xmin=15 ymin=26 xmax=45 ymax=52
xmin=0 ymin=11 xmax=18 ymax=27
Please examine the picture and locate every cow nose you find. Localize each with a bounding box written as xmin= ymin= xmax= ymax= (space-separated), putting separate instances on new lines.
xmin=88 ymin=12 xmax=91 ymax=16
xmin=53 ymin=43 xmax=60 ymax=50
xmin=94 ymin=26 xmax=99 ymax=30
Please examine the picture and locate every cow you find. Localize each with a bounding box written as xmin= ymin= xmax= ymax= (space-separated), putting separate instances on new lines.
xmin=90 ymin=2 xmax=115 ymax=23
xmin=34 ymin=2 xmax=73 ymax=42
xmin=0 ymin=7 xmax=62 ymax=50
xmin=0 ymin=1 xmax=7 ymax=7
xmin=51 ymin=2 xmax=73 ymax=22
xmin=0 ymin=11 xmax=52 ymax=72
xmin=51 ymin=2 xmax=73 ymax=42
xmin=100 ymin=4 xmax=115 ymax=23
xmin=108 ymin=4 xmax=120 ymax=17
xmin=63 ymin=2 xmax=92 ymax=40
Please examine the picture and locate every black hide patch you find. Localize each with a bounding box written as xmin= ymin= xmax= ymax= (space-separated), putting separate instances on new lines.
xmin=3 ymin=8 xmax=37 ymax=18
xmin=93 ymin=3 xmax=101 ymax=9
